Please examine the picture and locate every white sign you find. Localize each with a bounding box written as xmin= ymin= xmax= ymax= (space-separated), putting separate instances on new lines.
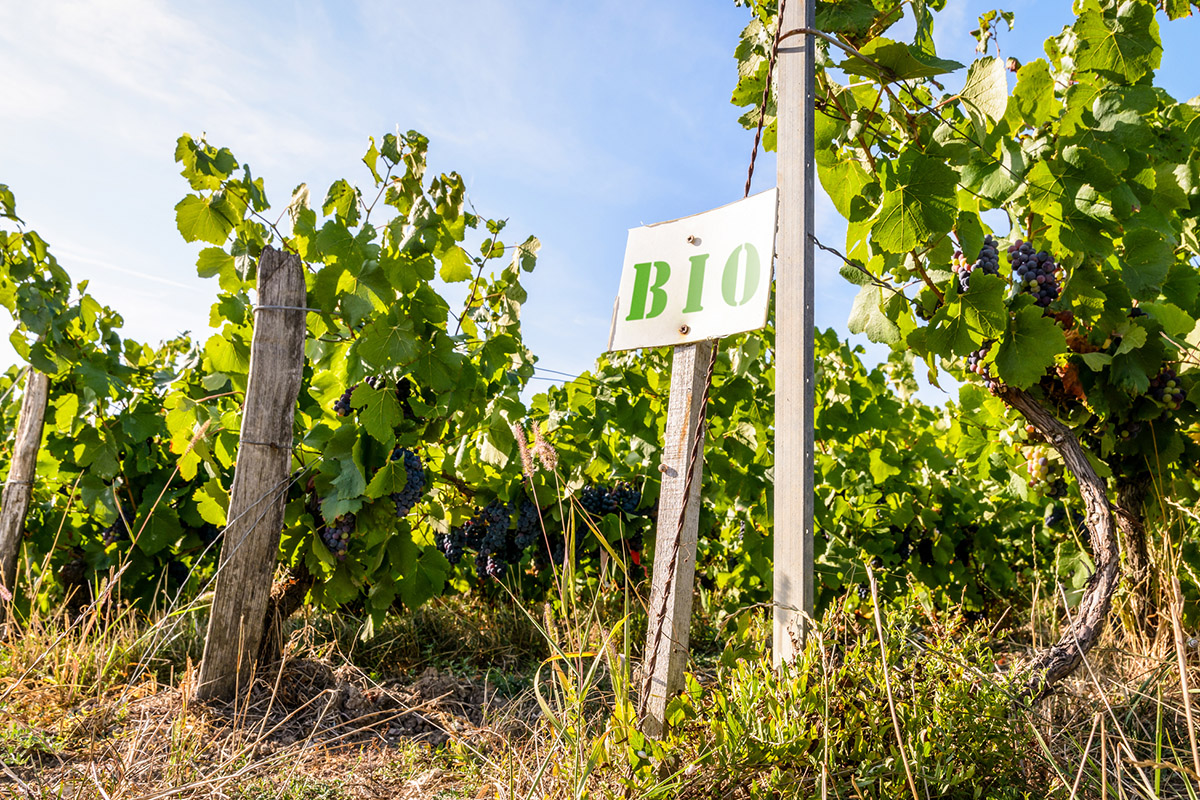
xmin=608 ymin=189 xmax=778 ymax=351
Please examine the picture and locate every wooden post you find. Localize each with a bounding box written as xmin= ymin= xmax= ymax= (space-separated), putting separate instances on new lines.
xmin=0 ymin=369 xmax=49 ymax=614
xmin=196 ymin=247 xmax=306 ymax=701
xmin=773 ymin=0 xmax=817 ymax=666
xmin=639 ymin=340 xmax=711 ymax=737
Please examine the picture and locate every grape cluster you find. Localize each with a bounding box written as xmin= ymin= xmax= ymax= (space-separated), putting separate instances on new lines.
xmin=514 ymin=498 xmax=541 ymax=551
xmin=1149 ymin=367 xmax=1184 ymax=412
xmin=332 ymin=385 xmax=356 ymax=417
xmin=473 ymin=502 xmax=511 ymax=579
xmin=1116 ymin=419 xmax=1143 ymax=443
xmin=611 ymin=482 xmax=641 ymax=515
xmin=1007 ymin=240 xmax=1060 ymax=308
xmin=953 ymin=235 xmax=1001 ymax=293
xmin=435 ymin=501 xmax=513 ymax=578
xmin=532 ymin=532 xmax=568 ymax=573
xmin=579 ymin=485 xmax=618 ymax=516
xmin=320 ymin=514 xmax=356 ymax=561
xmin=856 ymin=584 xmax=870 ymax=600
xmin=1024 ymin=446 xmax=1056 ymax=488
xmin=434 ymin=531 xmax=463 ymax=565
xmin=389 ymin=447 xmax=427 ymax=518
xmin=101 ymin=516 xmax=129 ymax=546
xmin=578 ymin=482 xmax=642 ymax=517
xmin=966 ymin=342 xmax=1001 ymax=392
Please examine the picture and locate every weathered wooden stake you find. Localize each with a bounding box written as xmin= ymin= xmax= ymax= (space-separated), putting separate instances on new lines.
xmin=197 ymin=247 xmax=306 ymax=701
xmin=0 ymin=369 xmax=49 ymax=616
xmin=640 ymin=340 xmax=711 ymax=737
xmin=773 ymin=0 xmax=817 ymax=666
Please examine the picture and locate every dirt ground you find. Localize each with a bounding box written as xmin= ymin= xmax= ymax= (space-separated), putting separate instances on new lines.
xmin=2 ymin=658 xmax=530 ymax=799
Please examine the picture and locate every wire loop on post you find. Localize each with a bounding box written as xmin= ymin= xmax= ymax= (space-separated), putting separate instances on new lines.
xmin=239 ymin=439 xmax=292 ymax=451
xmin=252 ymin=305 xmax=314 ymax=314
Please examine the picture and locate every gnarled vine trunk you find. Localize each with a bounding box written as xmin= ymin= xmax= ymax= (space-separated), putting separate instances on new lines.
xmin=1114 ymin=475 xmax=1155 ymax=637
xmin=999 ymin=387 xmax=1119 ymax=697
xmin=258 ymin=560 xmax=314 ymax=667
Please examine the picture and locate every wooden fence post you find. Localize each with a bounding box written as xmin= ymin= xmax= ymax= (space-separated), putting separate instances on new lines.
xmin=0 ymin=369 xmax=49 ymax=616
xmin=639 ymin=340 xmax=712 ymax=737
xmin=196 ymin=246 xmax=306 ymax=701
xmin=773 ymin=0 xmax=817 ymax=666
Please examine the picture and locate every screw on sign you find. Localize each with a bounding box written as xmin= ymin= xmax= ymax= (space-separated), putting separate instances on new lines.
xmin=608 ymin=189 xmax=777 ymax=353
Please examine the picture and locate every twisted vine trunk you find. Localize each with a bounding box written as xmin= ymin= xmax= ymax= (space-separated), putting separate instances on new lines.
xmin=1114 ymin=475 xmax=1155 ymax=636
xmin=998 ymin=387 xmax=1119 ymax=697
xmin=258 ymin=560 xmax=314 ymax=667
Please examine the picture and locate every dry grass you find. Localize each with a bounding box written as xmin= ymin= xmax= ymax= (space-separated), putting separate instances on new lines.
xmin=0 ymin=573 xmax=1196 ymax=799
xmin=0 ymin=594 xmax=546 ymax=799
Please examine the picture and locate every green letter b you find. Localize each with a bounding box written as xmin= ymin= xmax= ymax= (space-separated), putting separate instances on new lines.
xmin=626 ymin=261 xmax=671 ymax=321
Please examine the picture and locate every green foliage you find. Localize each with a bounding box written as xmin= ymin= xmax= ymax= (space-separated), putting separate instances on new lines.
xmin=732 ymin=0 xmax=1200 ymax=602
xmin=0 ymin=188 xmax=219 ymax=615
xmin=532 ymin=326 xmax=1063 ymax=617
xmin=166 ymin=131 xmax=543 ymax=628
xmin=604 ymin=609 xmax=1036 ymax=797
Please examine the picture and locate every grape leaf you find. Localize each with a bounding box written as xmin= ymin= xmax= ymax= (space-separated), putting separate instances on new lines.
xmin=175 ymin=195 xmax=235 ymax=245
xmin=322 ymin=179 xmax=360 ymax=225
xmin=960 ymin=56 xmax=1009 ymax=136
xmin=196 ymin=478 xmax=229 ymax=526
xmin=205 ymin=334 xmax=251 ymax=375
xmin=962 ymin=138 xmax=1026 ymax=203
xmin=439 ymin=245 xmax=474 ymax=282
xmin=818 ymin=151 xmax=874 ymax=220
xmin=872 ymin=149 xmax=958 ymax=253
xmin=365 ymin=459 xmax=409 ymax=500
xmin=1122 ymin=227 xmax=1174 ymax=299
xmin=133 ymin=502 xmax=183 ymax=557
xmin=1008 ymin=59 xmax=1056 ymax=129
xmin=399 ymin=552 xmax=447 ymax=610
xmin=355 ymin=311 xmax=419 ymax=368
xmin=351 ymin=383 xmax=400 ymax=449
xmin=1114 ymin=322 xmax=1148 ymax=355
xmin=995 ymin=306 xmax=1066 ymax=389
xmin=869 ymin=450 xmax=901 ymax=483
xmin=930 ymin=273 xmax=1007 ymax=358
xmin=1073 ymin=3 xmax=1162 ymax=84
xmin=1141 ymin=301 xmax=1193 ymax=337
xmin=196 ymin=247 xmax=235 ymax=280
xmin=840 ymin=38 xmax=964 ymax=80
xmin=848 ymin=284 xmax=902 ymax=345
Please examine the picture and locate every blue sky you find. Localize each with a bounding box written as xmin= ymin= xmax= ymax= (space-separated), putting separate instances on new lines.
xmin=0 ymin=1 xmax=1197 ymax=401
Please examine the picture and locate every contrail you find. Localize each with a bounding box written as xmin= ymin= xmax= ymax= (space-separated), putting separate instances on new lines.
xmin=54 ymin=246 xmax=198 ymax=291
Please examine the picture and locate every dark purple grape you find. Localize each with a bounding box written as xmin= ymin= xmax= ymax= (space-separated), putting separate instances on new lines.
xmin=389 ymin=448 xmax=426 ymax=518
xmin=954 ymin=234 xmax=1001 ymax=292
xmin=965 ymin=341 xmax=1001 ymax=392
xmin=319 ymin=513 xmax=355 ymax=560
xmin=332 ymin=385 xmax=356 ymax=417
xmin=1007 ymin=240 xmax=1060 ymax=308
